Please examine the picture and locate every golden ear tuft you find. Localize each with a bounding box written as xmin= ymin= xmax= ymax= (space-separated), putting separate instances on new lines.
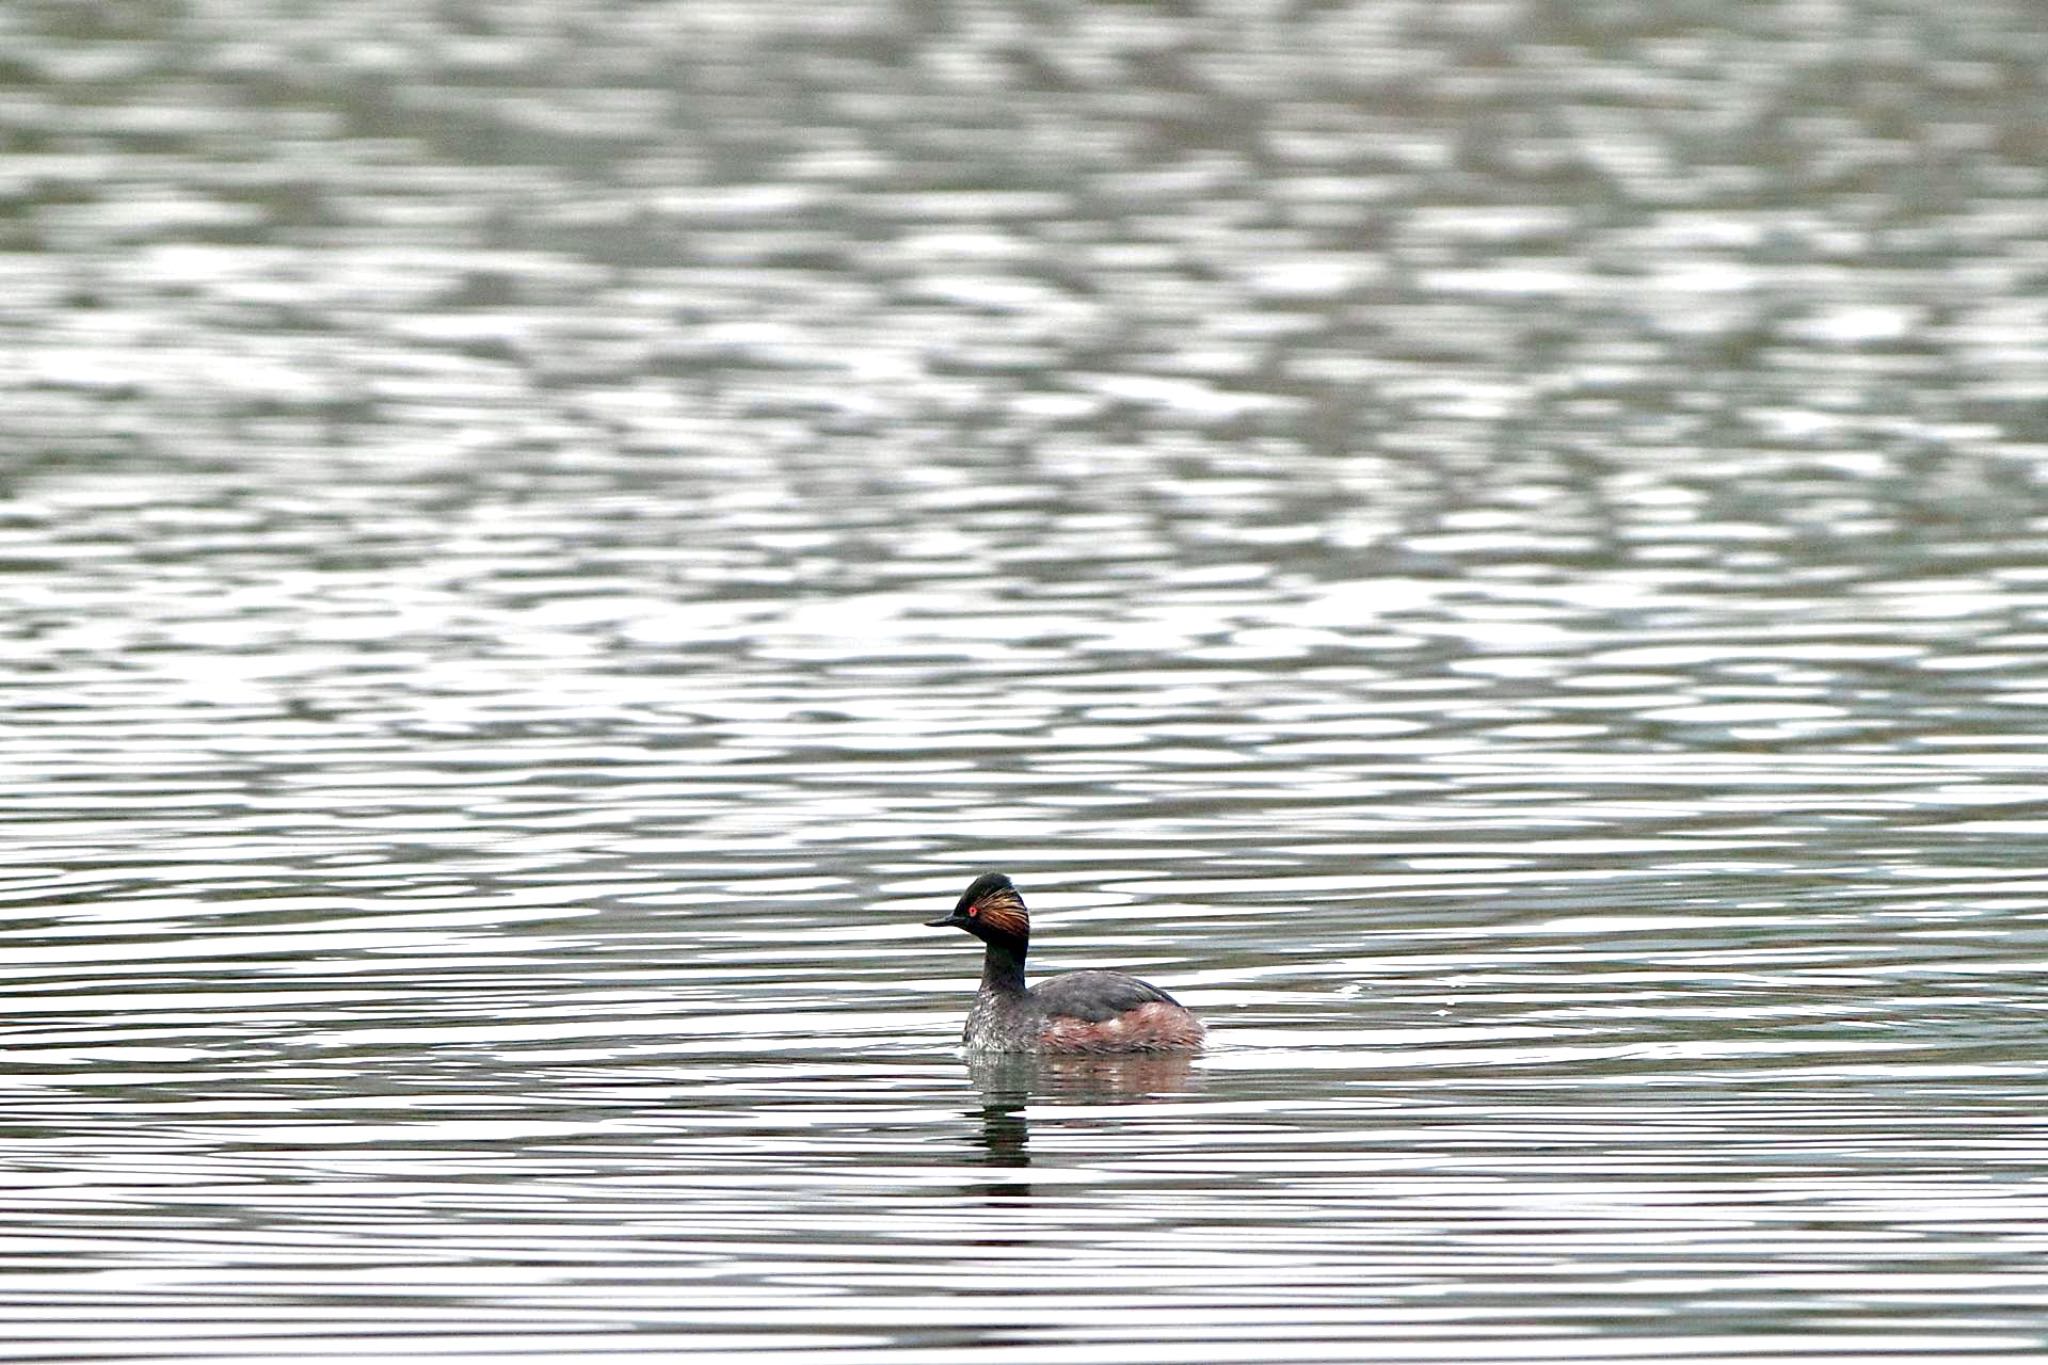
xmin=972 ymin=889 xmax=1029 ymax=938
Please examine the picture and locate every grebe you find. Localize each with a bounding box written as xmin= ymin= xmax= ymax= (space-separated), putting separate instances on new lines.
xmin=925 ymin=872 xmax=1205 ymax=1054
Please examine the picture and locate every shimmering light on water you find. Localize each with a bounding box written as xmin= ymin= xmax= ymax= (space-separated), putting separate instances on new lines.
xmin=4 ymin=0 xmax=2048 ymax=1361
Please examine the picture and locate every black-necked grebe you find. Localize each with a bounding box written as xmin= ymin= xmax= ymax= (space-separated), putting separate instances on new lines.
xmin=925 ymin=872 xmax=1205 ymax=1054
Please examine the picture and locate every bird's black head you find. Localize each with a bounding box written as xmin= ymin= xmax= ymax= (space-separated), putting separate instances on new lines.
xmin=924 ymin=871 xmax=1030 ymax=946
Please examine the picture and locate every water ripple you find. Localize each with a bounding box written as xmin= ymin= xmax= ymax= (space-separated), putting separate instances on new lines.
xmin=4 ymin=0 xmax=2048 ymax=1360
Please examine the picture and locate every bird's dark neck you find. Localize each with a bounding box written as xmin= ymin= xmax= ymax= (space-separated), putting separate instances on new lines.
xmin=979 ymin=937 xmax=1028 ymax=995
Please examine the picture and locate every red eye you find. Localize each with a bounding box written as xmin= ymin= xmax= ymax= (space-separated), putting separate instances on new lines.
xmin=967 ymin=903 xmax=980 ymax=918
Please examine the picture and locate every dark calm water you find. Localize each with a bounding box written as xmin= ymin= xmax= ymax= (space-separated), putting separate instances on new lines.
xmin=4 ymin=1 xmax=2048 ymax=1361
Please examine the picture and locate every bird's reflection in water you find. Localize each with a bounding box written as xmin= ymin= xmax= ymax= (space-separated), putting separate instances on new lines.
xmin=963 ymin=1051 xmax=1203 ymax=1203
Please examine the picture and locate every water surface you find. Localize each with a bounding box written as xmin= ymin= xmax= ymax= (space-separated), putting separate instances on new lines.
xmin=3 ymin=1 xmax=2048 ymax=1361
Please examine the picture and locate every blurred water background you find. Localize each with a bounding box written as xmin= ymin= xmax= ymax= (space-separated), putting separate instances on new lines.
xmin=3 ymin=1 xmax=2047 ymax=1360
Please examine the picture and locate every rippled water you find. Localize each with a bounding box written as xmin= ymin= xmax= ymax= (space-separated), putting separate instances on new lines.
xmin=4 ymin=1 xmax=2048 ymax=1361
